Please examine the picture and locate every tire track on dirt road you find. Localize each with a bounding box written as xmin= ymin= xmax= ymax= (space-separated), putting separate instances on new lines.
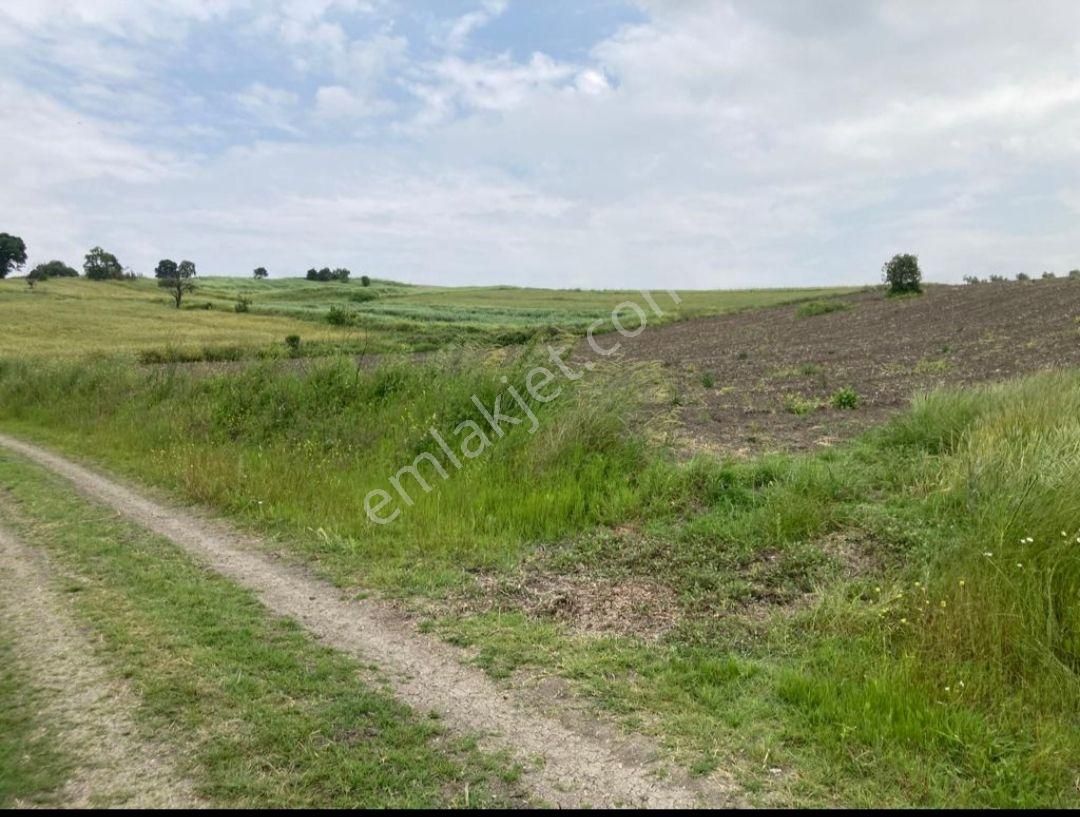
xmin=0 ymin=524 xmax=205 ymax=808
xmin=0 ymin=434 xmax=739 ymax=809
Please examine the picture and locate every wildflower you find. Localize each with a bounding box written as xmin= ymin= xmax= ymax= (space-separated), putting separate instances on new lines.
xmin=1017 ymin=563 xmax=1024 ymax=569
xmin=940 ymin=600 xmax=947 ymax=608
xmin=900 ymin=618 xmax=908 ymax=624
xmin=983 ymin=551 xmax=993 ymax=558
xmin=944 ymin=686 xmax=951 ymax=692
xmin=959 ymin=580 xmax=966 ymax=588
xmin=875 ymin=586 xmax=882 ymax=593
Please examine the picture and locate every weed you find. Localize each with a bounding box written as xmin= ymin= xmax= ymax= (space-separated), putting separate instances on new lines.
xmin=830 ymin=387 xmax=859 ymax=409
xmin=700 ymin=372 xmax=716 ymax=389
xmin=783 ymin=394 xmax=819 ymax=415
xmin=796 ymin=300 xmax=850 ymax=318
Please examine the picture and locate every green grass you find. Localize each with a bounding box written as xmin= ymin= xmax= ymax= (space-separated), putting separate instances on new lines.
xmin=0 ymin=633 xmax=69 ymax=806
xmin=795 ymin=299 xmax=851 ymax=318
xmin=0 ymin=276 xmax=857 ymax=361
xmin=0 ymin=354 xmax=1077 ymax=806
xmin=0 ymin=351 xmax=658 ymax=594
xmin=0 ymin=452 xmax=521 ymax=808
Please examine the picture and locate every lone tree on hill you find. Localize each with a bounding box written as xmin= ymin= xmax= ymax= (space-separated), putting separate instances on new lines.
xmin=882 ymin=253 xmax=922 ymax=294
xmin=0 ymin=233 xmax=28 ymax=279
xmin=83 ymin=246 xmax=124 ymax=280
xmin=253 ymin=266 xmax=268 ymax=279
xmin=158 ymin=258 xmax=197 ymax=308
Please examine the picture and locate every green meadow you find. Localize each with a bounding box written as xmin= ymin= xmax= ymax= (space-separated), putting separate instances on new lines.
xmin=1 ymin=345 xmax=1077 ymax=806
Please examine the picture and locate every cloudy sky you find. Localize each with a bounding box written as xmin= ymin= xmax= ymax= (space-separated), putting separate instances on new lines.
xmin=2 ymin=1 xmax=1079 ymax=288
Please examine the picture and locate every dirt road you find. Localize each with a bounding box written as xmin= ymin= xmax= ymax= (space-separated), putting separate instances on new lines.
xmin=0 ymin=433 xmax=738 ymax=809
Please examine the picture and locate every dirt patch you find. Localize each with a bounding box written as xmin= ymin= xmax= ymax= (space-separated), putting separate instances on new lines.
xmin=0 ymin=525 xmax=204 ymax=809
xmin=592 ymin=281 xmax=1080 ymax=456
xmin=470 ymin=571 xmax=680 ymax=642
xmin=0 ymin=434 xmax=740 ymax=809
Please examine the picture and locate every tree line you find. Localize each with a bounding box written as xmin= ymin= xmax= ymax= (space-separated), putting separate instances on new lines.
xmin=2 ymin=232 xmax=372 ymax=309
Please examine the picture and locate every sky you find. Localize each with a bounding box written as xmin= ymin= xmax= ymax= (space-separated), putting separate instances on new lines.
xmin=2 ymin=0 xmax=1079 ymax=289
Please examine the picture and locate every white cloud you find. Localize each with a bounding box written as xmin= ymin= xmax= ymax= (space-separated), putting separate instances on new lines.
xmin=2 ymin=1 xmax=1080 ymax=286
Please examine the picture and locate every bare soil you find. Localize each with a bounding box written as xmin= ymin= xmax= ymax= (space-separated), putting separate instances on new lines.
xmin=0 ymin=525 xmax=204 ymax=809
xmin=603 ymin=280 xmax=1080 ymax=456
xmin=0 ymin=434 xmax=740 ymax=809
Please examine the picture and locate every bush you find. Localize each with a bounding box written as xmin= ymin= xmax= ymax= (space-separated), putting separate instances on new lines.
xmin=1016 ymin=272 xmax=1031 ymax=282
xmin=701 ymin=372 xmax=716 ymax=389
xmin=234 ymin=297 xmax=251 ymax=313
xmin=360 ymin=275 xmax=371 ymax=287
xmin=349 ymin=290 xmax=378 ymax=303
xmin=326 ymin=306 xmax=355 ymax=326
xmin=284 ymin=335 xmax=301 ymax=355
xmin=830 ymin=387 xmax=859 ymax=410
xmin=882 ymin=253 xmax=922 ymax=294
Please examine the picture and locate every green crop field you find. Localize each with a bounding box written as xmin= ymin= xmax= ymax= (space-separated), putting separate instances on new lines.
xmin=0 ymin=276 xmax=855 ymax=361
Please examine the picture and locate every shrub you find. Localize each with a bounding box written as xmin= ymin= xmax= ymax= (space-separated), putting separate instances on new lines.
xmin=29 ymin=260 xmax=79 ymax=281
xmin=1016 ymin=272 xmax=1031 ymax=282
xmin=1070 ymin=269 xmax=1080 ymax=280
xmin=830 ymin=387 xmax=859 ymax=410
xmin=701 ymin=372 xmax=716 ymax=389
xmin=361 ymin=275 xmax=371 ymax=287
xmin=284 ymin=335 xmax=301 ymax=355
xmin=962 ymin=275 xmax=981 ymax=285
xmin=797 ymin=300 xmax=850 ymax=318
xmin=882 ymin=253 xmax=922 ymax=294
xmin=326 ymin=306 xmax=355 ymax=326
xmin=349 ymin=290 xmax=378 ymax=303
xmin=234 ymin=297 xmax=251 ymax=313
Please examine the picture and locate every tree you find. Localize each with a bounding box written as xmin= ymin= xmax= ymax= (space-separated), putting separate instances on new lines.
xmin=253 ymin=266 xmax=268 ymax=280
xmin=29 ymin=260 xmax=79 ymax=280
xmin=0 ymin=233 xmax=28 ymax=279
xmin=84 ymin=246 xmax=124 ymax=280
xmin=332 ymin=267 xmax=350 ymax=282
xmin=1016 ymin=272 xmax=1030 ymax=282
xmin=882 ymin=253 xmax=922 ymax=294
xmin=158 ymin=259 xmax=197 ymax=308
xmin=154 ymin=258 xmax=178 ymax=279
xmin=360 ymin=274 xmax=371 ymax=287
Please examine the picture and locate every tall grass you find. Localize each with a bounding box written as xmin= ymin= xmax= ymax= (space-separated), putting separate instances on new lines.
xmin=0 ymin=351 xmax=654 ymax=591
xmin=1 ymin=355 xmax=1078 ymax=803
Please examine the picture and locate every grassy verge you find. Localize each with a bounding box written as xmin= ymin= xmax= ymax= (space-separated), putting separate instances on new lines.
xmin=0 ymin=633 xmax=69 ymax=806
xmin=0 ymin=356 xmax=1077 ymax=806
xmin=0 ymin=453 xmax=522 ymax=808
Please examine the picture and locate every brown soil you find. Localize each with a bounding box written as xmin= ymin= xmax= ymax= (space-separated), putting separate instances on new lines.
xmin=0 ymin=525 xmax=205 ymax=809
xmin=600 ymin=280 xmax=1080 ymax=456
xmin=0 ymin=434 xmax=740 ymax=809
